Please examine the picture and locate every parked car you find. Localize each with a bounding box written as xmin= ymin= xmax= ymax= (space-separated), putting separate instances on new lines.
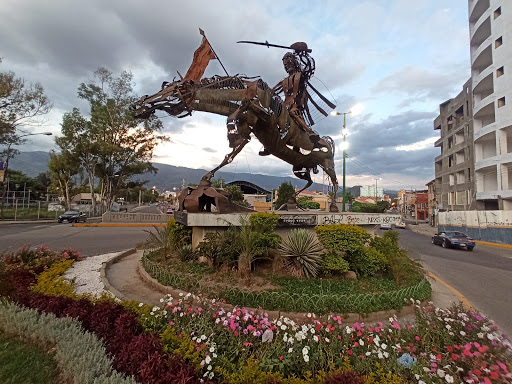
xmin=58 ymin=210 xmax=87 ymax=223
xmin=166 ymin=207 xmax=175 ymax=214
xmin=432 ymin=231 xmax=475 ymax=251
xmin=380 ymin=222 xmax=392 ymax=230
xmin=395 ymin=221 xmax=406 ymax=229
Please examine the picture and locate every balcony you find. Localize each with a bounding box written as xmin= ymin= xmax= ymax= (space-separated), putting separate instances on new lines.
xmin=469 ymin=0 xmax=490 ymax=25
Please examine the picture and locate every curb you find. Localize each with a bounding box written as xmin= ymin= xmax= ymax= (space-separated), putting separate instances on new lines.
xmin=474 ymin=240 xmax=512 ymax=249
xmin=100 ymin=248 xmax=137 ymax=301
xmin=135 ymin=256 xmax=425 ymax=324
xmin=74 ymin=223 xmax=167 ymax=227
xmin=427 ymin=271 xmax=473 ymax=310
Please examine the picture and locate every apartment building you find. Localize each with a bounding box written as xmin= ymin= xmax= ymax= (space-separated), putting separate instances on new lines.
xmin=433 ymin=1 xmax=512 ymax=211
xmin=469 ymin=0 xmax=512 ymax=210
xmin=434 ymin=78 xmax=475 ymax=211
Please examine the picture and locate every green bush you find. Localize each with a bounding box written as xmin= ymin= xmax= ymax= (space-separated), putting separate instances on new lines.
xmin=174 ymin=244 xmax=196 ymax=263
xmin=320 ymin=252 xmax=350 ymax=276
xmin=345 ymin=246 xmax=388 ymax=278
xmin=168 ymin=218 xmax=192 ymax=247
xmin=196 ymin=228 xmax=241 ymax=267
xmin=249 ymin=212 xmax=281 ymax=256
xmin=315 ymin=224 xmax=371 ymax=253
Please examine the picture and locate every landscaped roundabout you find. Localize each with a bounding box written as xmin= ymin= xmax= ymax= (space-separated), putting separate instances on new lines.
xmin=1 ymin=214 xmax=511 ymax=383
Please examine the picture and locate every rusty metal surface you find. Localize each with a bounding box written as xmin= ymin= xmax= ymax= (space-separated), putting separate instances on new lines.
xmin=132 ymin=31 xmax=339 ymax=212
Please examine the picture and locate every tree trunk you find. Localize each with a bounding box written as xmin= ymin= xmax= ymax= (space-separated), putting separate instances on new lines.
xmin=87 ymin=171 xmax=96 ymax=215
xmin=238 ymin=252 xmax=252 ymax=280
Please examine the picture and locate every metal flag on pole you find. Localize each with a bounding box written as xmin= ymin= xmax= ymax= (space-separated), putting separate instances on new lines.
xmin=199 ymin=28 xmax=229 ymax=77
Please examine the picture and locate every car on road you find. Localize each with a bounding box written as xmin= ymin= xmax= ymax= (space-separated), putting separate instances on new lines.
xmin=380 ymin=222 xmax=392 ymax=230
xmin=395 ymin=221 xmax=406 ymax=229
xmin=166 ymin=207 xmax=175 ymax=214
xmin=58 ymin=210 xmax=87 ymax=223
xmin=432 ymin=231 xmax=475 ymax=251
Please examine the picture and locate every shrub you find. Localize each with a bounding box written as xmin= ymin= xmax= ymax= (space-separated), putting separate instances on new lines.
xmin=279 ymin=229 xmax=324 ymax=278
xmin=249 ymin=212 xmax=281 ymax=256
xmin=1 ymin=245 xmax=81 ymax=271
xmin=31 ymin=260 xmax=77 ymax=298
xmin=175 ymin=244 xmax=196 ymax=262
xmin=323 ymin=369 xmax=365 ymax=384
xmin=315 ymin=224 xmax=371 ymax=253
xmin=344 ymin=246 xmax=388 ymax=278
xmin=168 ymin=218 xmax=192 ymax=247
xmin=320 ymin=252 xmax=350 ymax=276
xmin=196 ymin=229 xmax=240 ymax=267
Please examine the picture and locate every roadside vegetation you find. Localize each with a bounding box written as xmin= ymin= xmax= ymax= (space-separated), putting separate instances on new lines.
xmin=1 ymin=241 xmax=511 ymax=383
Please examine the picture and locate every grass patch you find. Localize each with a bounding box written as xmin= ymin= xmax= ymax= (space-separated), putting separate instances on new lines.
xmin=0 ymin=333 xmax=60 ymax=384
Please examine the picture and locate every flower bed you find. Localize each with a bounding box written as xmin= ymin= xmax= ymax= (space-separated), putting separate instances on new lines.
xmin=1 ymin=246 xmax=512 ymax=383
xmin=142 ymin=251 xmax=431 ymax=315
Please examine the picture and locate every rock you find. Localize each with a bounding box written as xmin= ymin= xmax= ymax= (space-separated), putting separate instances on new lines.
xmin=344 ymin=271 xmax=357 ymax=280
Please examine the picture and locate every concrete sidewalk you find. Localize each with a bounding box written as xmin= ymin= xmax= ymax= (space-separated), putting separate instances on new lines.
xmin=102 ymin=249 xmax=468 ymax=322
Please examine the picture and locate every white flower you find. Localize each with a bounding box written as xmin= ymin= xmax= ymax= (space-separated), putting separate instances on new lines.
xmin=160 ymin=298 xmax=164 ymax=303
xmin=365 ymin=352 xmax=371 ymax=356
xmin=207 ymin=365 xmax=212 ymax=371
xmin=325 ymin=337 xmax=330 ymax=343
xmin=277 ymin=321 xmax=282 ymax=326
xmin=281 ymin=325 xmax=286 ymax=331
xmin=201 ymin=335 xmax=207 ymax=341
xmin=381 ymin=343 xmax=387 ymax=350
xmin=138 ymin=303 xmax=143 ymax=307
xmin=445 ymin=324 xmax=451 ymax=330
xmin=310 ymin=329 xmax=315 ymax=334
xmin=437 ymin=369 xmax=445 ymax=378
xmin=209 ymin=347 xmax=215 ymax=353
xmin=313 ymin=335 xmax=319 ymax=342
xmin=303 ymin=354 xmax=309 ymax=362
xmin=445 ymin=374 xmax=454 ymax=383
xmin=205 ymin=356 xmax=211 ymax=364
xmin=477 ymin=332 xmax=484 ymax=338
xmin=288 ymin=348 xmax=293 ymax=353
xmin=359 ymin=339 xmax=364 ymax=346
xmin=302 ymin=347 xmax=309 ymax=355
xmin=345 ymin=326 xmax=352 ymax=334
xmin=307 ymin=313 xmax=312 ymax=318
xmin=150 ymin=312 xmax=154 ymax=316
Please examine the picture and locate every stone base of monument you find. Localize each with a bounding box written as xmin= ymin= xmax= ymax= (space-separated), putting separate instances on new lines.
xmin=174 ymin=211 xmax=401 ymax=249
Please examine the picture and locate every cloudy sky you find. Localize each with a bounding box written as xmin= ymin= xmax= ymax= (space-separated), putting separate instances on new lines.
xmin=0 ymin=0 xmax=471 ymax=191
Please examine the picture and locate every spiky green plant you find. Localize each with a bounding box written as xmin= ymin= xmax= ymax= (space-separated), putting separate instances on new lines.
xmin=278 ymin=229 xmax=324 ymax=278
xmin=175 ymin=244 xmax=196 ymax=262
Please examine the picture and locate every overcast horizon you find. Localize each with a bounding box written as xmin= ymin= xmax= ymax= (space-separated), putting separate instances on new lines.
xmin=1 ymin=0 xmax=471 ymax=191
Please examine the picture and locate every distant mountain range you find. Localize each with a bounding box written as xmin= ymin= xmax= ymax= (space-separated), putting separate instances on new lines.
xmin=10 ymin=151 xmax=399 ymax=197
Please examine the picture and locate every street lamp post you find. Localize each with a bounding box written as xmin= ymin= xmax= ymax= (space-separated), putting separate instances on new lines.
xmin=331 ymin=111 xmax=351 ymax=212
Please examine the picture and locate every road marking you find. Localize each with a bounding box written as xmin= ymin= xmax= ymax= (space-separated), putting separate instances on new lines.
xmin=427 ymin=272 xmax=474 ymax=310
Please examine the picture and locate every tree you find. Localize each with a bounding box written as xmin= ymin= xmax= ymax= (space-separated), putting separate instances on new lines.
xmin=56 ymin=108 xmax=100 ymax=214
xmin=211 ymin=178 xmax=225 ymax=188
xmin=73 ymin=67 xmax=168 ymax=211
xmin=0 ymin=58 xmax=52 ymax=141
xmin=274 ymin=182 xmax=295 ymax=209
xmin=224 ymin=184 xmax=249 ymax=206
xmin=1 ymin=59 xmax=52 ymax=216
xmin=47 ymin=150 xmax=81 ymax=210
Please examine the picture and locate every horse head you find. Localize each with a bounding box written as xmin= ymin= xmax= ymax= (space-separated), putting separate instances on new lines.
xmin=131 ymin=79 xmax=192 ymax=119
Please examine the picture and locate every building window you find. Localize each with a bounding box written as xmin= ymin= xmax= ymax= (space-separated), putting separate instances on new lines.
xmin=497 ymin=66 xmax=504 ymax=78
xmin=495 ymin=37 xmax=503 ymax=48
xmin=467 ymin=168 xmax=471 ymax=182
xmin=449 ymin=192 xmax=455 ymax=205
xmin=494 ymin=7 xmax=501 ymax=19
xmin=448 ymin=155 xmax=454 ymax=167
xmin=448 ymin=137 xmax=453 ymax=149
xmin=449 ymin=174 xmax=455 ymax=186
xmin=498 ymin=97 xmax=506 ymax=108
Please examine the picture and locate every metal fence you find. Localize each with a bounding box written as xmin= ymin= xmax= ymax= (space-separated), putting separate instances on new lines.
xmin=142 ymin=249 xmax=431 ymax=315
xmin=0 ymin=200 xmax=65 ymax=221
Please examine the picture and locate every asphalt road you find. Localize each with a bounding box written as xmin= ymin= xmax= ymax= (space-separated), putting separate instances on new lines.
xmin=0 ymin=222 xmax=152 ymax=257
xmin=383 ymin=226 xmax=512 ymax=339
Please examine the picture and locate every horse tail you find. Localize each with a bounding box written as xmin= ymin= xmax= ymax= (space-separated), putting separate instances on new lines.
xmin=322 ymin=136 xmax=335 ymax=156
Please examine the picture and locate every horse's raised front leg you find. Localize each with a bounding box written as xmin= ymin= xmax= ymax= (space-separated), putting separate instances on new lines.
xmin=202 ymin=138 xmax=250 ymax=182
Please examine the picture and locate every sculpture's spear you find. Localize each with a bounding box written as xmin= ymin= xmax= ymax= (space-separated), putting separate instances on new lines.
xmin=237 ymin=40 xmax=312 ymax=53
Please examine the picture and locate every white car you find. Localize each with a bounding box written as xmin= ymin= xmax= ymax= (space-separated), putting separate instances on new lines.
xmin=395 ymin=221 xmax=406 ymax=229
xmin=380 ymin=223 xmax=392 ymax=230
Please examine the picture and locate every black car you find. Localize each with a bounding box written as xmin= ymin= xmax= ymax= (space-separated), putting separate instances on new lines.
xmin=432 ymin=231 xmax=475 ymax=251
xmin=58 ymin=210 xmax=87 ymax=223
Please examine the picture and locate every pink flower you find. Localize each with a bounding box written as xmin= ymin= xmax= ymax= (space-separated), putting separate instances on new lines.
xmin=392 ymin=322 xmax=400 ymax=329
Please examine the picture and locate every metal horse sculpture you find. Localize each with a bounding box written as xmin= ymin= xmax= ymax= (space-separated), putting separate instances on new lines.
xmin=132 ymin=32 xmax=339 ymax=212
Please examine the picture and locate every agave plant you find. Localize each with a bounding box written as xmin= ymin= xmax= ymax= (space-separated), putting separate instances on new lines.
xmin=175 ymin=244 xmax=196 ymax=262
xmin=278 ymin=229 xmax=324 ymax=278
